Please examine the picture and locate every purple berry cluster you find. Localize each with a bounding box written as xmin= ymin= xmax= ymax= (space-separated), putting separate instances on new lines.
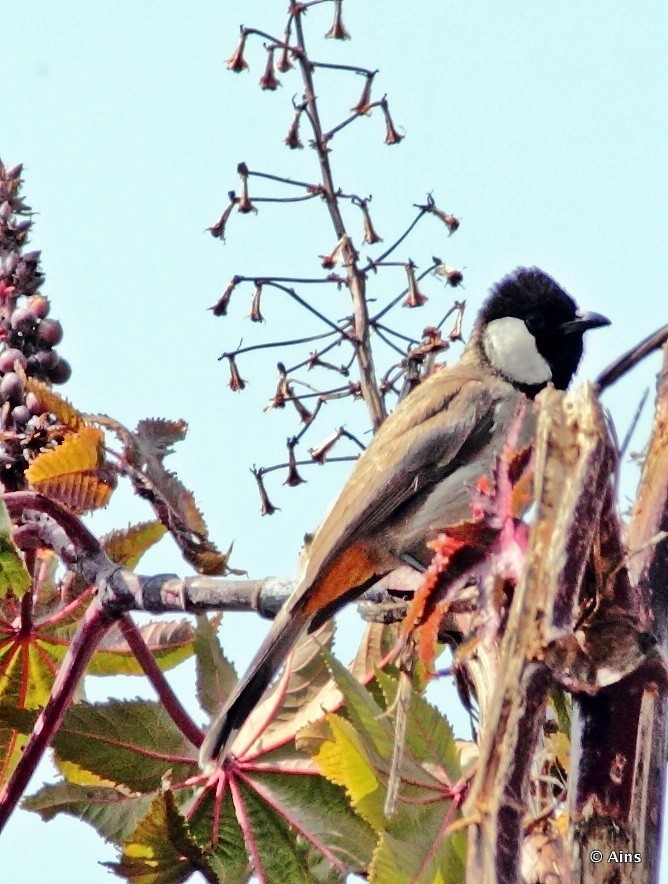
xmin=0 ymin=159 xmax=71 ymax=489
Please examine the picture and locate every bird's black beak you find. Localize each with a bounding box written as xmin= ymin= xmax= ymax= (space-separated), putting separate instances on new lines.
xmin=558 ymin=310 xmax=611 ymax=335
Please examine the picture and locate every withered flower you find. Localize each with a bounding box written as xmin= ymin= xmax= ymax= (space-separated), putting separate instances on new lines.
xmin=252 ymin=467 xmax=278 ymax=516
xmin=206 ymin=194 xmax=237 ymax=240
xmin=351 ymin=71 xmax=375 ymax=114
xmin=289 ymin=390 xmax=313 ymax=424
xmin=357 ymin=198 xmax=382 ymax=244
xmin=433 ymin=263 xmax=464 ymax=288
xmin=226 ymin=355 xmax=247 ymax=391
xmin=236 ymin=164 xmax=256 ymax=214
xmin=319 ymin=235 xmax=347 ymax=269
xmin=284 ymin=439 xmax=306 ymax=486
xmin=381 ymin=99 xmax=404 ymax=145
xmin=210 ymin=276 xmax=240 ymax=316
xmin=309 ymin=427 xmax=343 ymax=464
xmin=276 ymin=44 xmax=294 ymax=73
xmin=226 ymin=29 xmax=250 ymax=72
xmin=426 ymin=201 xmax=460 ymax=234
xmin=285 ymin=108 xmax=304 ymax=149
xmin=448 ymin=301 xmax=466 ymax=341
xmin=420 ymin=326 xmax=448 ymax=354
xmin=249 ymin=282 xmax=264 ymax=322
xmin=403 ymin=261 xmax=428 ymax=307
xmin=441 ymin=212 xmax=460 ymax=234
xmin=265 ymin=364 xmax=290 ymax=410
xmin=259 ymin=47 xmax=280 ymax=91
xmin=325 ymin=0 xmax=350 ymax=40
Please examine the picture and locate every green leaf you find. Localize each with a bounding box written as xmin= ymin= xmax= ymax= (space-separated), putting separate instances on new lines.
xmin=274 ymin=620 xmax=334 ymax=722
xmin=320 ymin=646 xmax=394 ymax=762
xmin=187 ymin=790 xmax=250 ymax=883
xmin=86 ymin=619 xmax=195 ymax=677
xmin=194 ymin=614 xmax=237 ymax=716
xmin=46 ymin=700 xmax=197 ymax=792
xmin=350 ymin=622 xmax=401 ymax=681
xmin=23 ymin=781 xmax=156 ymax=845
xmin=375 ymin=669 xmax=461 ymax=782
xmin=237 ymin=781 xmax=315 ymax=883
xmin=0 ymin=498 xmax=31 ymax=598
xmin=550 ymin=686 xmax=572 ymax=735
xmin=239 ymin=769 xmax=375 ymax=875
xmin=105 ymin=791 xmax=211 ymax=883
xmin=370 ymin=803 xmax=467 ymax=884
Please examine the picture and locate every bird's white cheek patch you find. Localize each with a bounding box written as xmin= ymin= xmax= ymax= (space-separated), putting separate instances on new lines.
xmin=483 ymin=317 xmax=552 ymax=385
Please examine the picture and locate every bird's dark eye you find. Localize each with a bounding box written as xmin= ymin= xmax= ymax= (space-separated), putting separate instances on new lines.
xmin=525 ymin=311 xmax=545 ymax=335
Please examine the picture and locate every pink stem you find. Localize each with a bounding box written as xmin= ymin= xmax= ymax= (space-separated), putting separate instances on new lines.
xmin=0 ymin=599 xmax=114 ymax=833
xmin=118 ymin=615 xmax=203 ymax=748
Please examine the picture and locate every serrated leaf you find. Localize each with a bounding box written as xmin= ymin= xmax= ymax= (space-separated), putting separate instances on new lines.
xmin=320 ymin=647 xmax=395 ymax=762
xmin=0 ymin=498 xmax=31 ymax=598
xmin=313 ymin=713 xmax=386 ymax=830
xmin=106 ymin=791 xmax=206 ymax=883
xmin=135 ymin=419 xmax=188 ymax=466
xmin=0 ymin=701 xmax=198 ymax=793
xmin=23 ymin=781 xmax=156 ymax=845
xmin=370 ymin=803 xmax=466 ymax=884
xmin=0 ymin=625 xmax=66 ymax=708
xmin=375 ymin=670 xmax=461 ymax=782
xmin=194 ymin=615 xmax=237 ymax=716
xmin=25 ymin=377 xmax=85 ymax=429
xmin=48 ymin=700 xmax=197 ymax=791
xmin=0 ymin=718 xmax=27 ymax=785
xmin=187 ymin=790 xmax=250 ymax=883
xmin=26 ymin=426 xmax=115 ymax=513
xmin=228 ymin=627 xmax=344 ymax=759
xmin=86 ymin=619 xmax=195 ymax=677
xmin=149 ymin=467 xmax=208 ymax=537
xmin=270 ymin=620 xmax=334 ymax=726
xmin=235 ymin=781 xmax=318 ymax=883
xmin=237 ymin=770 xmax=374 ymax=876
xmin=102 ymin=521 xmax=167 ymax=569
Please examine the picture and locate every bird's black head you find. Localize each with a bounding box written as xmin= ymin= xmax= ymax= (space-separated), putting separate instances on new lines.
xmin=476 ymin=266 xmax=609 ymax=394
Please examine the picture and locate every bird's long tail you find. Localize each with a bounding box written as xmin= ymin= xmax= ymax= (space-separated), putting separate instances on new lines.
xmin=199 ymin=542 xmax=381 ymax=767
xmin=198 ymin=602 xmax=311 ymax=766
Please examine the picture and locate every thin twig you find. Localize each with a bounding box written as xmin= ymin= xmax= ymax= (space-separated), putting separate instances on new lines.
xmin=310 ymin=60 xmax=375 ymax=77
xmin=595 ymin=323 xmax=668 ymax=394
xmin=219 ymin=329 xmax=336 ymax=361
xmin=322 ymin=100 xmax=386 ymax=143
xmin=263 ymin=280 xmax=353 ymax=338
xmin=245 ymin=168 xmax=319 ymax=190
xmin=618 ymin=386 xmax=649 ymax=463
xmin=362 ymin=208 xmax=430 ymax=276
xmin=371 ymin=259 xmax=439 ymax=322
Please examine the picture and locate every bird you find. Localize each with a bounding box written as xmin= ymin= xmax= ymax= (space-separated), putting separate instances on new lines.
xmin=199 ymin=266 xmax=610 ymax=766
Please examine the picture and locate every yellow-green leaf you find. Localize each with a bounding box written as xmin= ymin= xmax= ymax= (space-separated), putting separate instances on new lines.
xmin=25 ymin=377 xmax=85 ymax=430
xmin=0 ymin=498 xmax=31 ymax=598
xmin=314 ymin=713 xmax=385 ymax=830
xmin=106 ymin=791 xmax=203 ymax=883
xmin=86 ymin=619 xmax=195 ymax=677
xmin=26 ymin=426 xmax=115 ymax=512
xmin=101 ymin=521 xmax=167 ymax=569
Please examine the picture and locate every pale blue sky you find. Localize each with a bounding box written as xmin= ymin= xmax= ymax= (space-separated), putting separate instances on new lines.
xmin=2 ymin=2 xmax=667 ymax=880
